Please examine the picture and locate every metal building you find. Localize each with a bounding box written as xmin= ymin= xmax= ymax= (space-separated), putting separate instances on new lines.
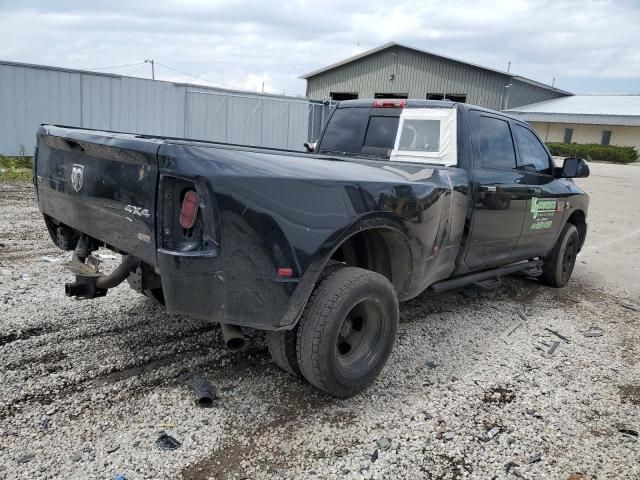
xmin=301 ymin=42 xmax=571 ymax=110
xmin=0 ymin=60 xmax=329 ymax=156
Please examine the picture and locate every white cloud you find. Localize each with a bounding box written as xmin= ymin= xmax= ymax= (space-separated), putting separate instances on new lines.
xmin=0 ymin=0 xmax=638 ymax=95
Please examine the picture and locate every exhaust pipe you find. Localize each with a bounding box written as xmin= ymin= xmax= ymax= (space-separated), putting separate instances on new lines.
xmin=65 ymin=255 xmax=139 ymax=299
xmin=220 ymin=323 xmax=246 ymax=352
xmin=95 ymin=255 xmax=139 ymax=289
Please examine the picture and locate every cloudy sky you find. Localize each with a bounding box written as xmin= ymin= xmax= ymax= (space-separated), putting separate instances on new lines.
xmin=1 ymin=0 xmax=639 ymax=96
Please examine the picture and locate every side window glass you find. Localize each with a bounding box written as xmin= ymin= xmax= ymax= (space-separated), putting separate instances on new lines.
xmin=514 ymin=125 xmax=552 ymax=175
xmin=473 ymin=114 xmax=516 ymax=170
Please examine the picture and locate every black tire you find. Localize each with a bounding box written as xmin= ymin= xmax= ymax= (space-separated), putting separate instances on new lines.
xmin=267 ymin=328 xmax=301 ymax=377
xmin=540 ymin=223 xmax=579 ymax=288
xmin=296 ymin=267 xmax=398 ymax=398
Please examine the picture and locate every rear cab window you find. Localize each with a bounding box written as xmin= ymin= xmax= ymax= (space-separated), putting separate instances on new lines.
xmin=319 ymin=104 xmax=458 ymax=166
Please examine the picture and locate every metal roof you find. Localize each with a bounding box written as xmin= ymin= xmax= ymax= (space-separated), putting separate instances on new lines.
xmin=299 ymin=41 xmax=571 ymax=95
xmin=505 ymin=95 xmax=640 ymax=126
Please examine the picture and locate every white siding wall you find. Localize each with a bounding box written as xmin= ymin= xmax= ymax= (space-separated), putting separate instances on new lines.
xmin=530 ymin=121 xmax=640 ymax=152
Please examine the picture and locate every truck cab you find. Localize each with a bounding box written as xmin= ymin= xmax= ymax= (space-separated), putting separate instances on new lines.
xmin=312 ymin=99 xmax=588 ymax=276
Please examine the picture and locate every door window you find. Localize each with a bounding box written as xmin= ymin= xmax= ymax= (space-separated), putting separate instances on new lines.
xmin=474 ymin=115 xmax=517 ymax=170
xmin=514 ymin=125 xmax=553 ymax=175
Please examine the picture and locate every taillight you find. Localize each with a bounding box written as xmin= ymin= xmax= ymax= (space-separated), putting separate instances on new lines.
xmin=277 ymin=267 xmax=293 ymax=278
xmin=372 ymin=99 xmax=406 ymax=108
xmin=179 ymin=190 xmax=199 ymax=229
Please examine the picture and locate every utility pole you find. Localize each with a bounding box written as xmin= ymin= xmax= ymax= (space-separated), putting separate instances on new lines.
xmin=145 ymin=59 xmax=155 ymax=80
xmin=507 ymin=61 xmax=511 ymax=73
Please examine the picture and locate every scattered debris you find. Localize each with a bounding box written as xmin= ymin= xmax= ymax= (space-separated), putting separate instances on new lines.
xmin=156 ymin=432 xmax=181 ymax=450
xmin=506 ymin=322 xmax=523 ymax=336
xmin=20 ymin=273 xmax=31 ymax=282
xmin=526 ymin=408 xmax=543 ymax=419
xmin=114 ymin=474 xmax=128 ymax=480
xmin=156 ymin=422 xmax=176 ymax=429
xmin=96 ymin=253 xmax=117 ymax=260
xmin=484 ymin=386 xmax=516 ymax=404
xmin=375 ymin=437 xmax=392 ymax=451
xmin=516 ymin=310 xmax=528 ymax=322
xmin=71 ymin=453 xmax=82 ymax=462
xmin=527 ymin=452 xmax=542 ymax=464
xmin=336 ymin=399 xmax=353 ymax=408
xmin=16 ymin=453 xmax=35 ymax=464
xmin=181 ymin=372 xmax=218 ymax=407
xmin=442 ymin=432 xmax=455 ymax=441
xmin=618 ymin=428 xmax=639 ymax=437
xmin=106 ymin=445 xmax=120 ymax=454
xmin=424 ymin=360 xmax=437 ymax=369
xmin=371 ymin=449 xmax=379 ymax=462
xmin=39 ymin=256 xmax=60 ymax=263
xmin=504 ymin=461 xmax=519 ymax=473
xmin=512 ymin=467 xmax=526 ymax=478
xmin=620 ymin=302 xmax=640 ymax=313
xmin=481 ymin=426 xmax=500 ymax=442
xmin=544 ymin=327 xmax=571 ymax=343
xmin=547 ymin=340 xmax=561 ymax=355
xmin=583 ymin=327 xmax=604 ymax=338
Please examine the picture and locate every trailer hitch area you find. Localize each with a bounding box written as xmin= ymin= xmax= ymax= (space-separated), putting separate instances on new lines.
xmin=65 ymin=254 xmax=139 ymax=300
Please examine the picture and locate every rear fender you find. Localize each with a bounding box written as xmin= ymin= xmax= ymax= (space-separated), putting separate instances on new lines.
xmin=276 ymin=215 xmax=417 ymax=329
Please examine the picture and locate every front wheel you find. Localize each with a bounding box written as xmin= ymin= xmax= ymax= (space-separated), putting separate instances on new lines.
xmin=296 ymin=267 xmax=398 ymax=398
xmin=540 ymin=223 xmax=580 ymax=288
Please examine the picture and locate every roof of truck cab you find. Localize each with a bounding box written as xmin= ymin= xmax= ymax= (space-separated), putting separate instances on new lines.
xmin=335 ymin=99 xmax=523 ymax=122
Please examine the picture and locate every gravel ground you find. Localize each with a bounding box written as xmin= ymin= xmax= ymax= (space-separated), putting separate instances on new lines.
xmin=0 ymin=163 xmax=639 ymax=479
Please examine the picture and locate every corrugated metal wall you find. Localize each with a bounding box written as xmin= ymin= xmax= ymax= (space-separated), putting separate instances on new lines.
xmin=305 ymin=45 xmax=567 ymax=110
xmin=0 ymin=61 xmax=327 ymax=155
xmin=507 ymin=79 xmax=565 ymax=109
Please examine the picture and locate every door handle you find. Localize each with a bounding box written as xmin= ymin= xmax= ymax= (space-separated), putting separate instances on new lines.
xmin=479 ymin=185 xmax=497 ymax=192
xmin=528 ymin=187 xmax=541 ymax=194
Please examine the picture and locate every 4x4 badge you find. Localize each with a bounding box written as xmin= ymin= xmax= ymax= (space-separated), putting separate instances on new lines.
xmin=71 ymin=164 xmax=84 ymax=192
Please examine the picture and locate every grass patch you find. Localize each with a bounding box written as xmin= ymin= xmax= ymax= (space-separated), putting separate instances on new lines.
xmin=0 ymin=155 xmax=33 ymax=169
xmin=0 ymin=168 xmax=32 ymax=183
xmin=0 ymin=155 xmax=34 ymax=183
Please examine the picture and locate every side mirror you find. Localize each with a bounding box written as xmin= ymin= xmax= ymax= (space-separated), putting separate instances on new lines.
xmin=304 ymin=142 xmax=317 ymax=153
xmin=560 ymin=158 xmax=590 ymax=178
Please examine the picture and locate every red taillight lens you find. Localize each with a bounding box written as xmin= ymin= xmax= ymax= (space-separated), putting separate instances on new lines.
xmin=179 ymin=190 xmax=199 ymax=229
xmin=277 ymin=268 xmax=293 ymax=278
xmin=372 ymin=99 xmax=406 ymax=108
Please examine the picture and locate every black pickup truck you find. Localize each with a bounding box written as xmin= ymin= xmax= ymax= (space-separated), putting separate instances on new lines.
xmin=34 ymin=99 xmax=589 ymax=398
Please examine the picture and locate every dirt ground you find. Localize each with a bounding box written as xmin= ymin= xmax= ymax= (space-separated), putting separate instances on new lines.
xmin=0 ymin=162 xmax=638 ymax=479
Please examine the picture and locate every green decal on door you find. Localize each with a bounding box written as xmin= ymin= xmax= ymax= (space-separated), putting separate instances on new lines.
xmin=530 ymin=197 xmax=557 ymax=229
